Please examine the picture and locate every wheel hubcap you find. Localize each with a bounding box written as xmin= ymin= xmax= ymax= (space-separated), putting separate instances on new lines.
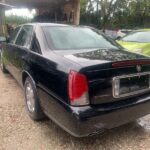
xmin=25 ymin=82 xmax=35 ymax=113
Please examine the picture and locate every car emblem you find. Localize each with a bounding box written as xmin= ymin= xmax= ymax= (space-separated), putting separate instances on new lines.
xmin=136 ymin=65 xmax=142 ymax=72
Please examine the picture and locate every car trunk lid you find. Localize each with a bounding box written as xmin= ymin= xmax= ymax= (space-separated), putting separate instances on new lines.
xmin=57 ymin=48 xmax=148 ymax=68
xmin=56 ymin=49 xmax=150 ymax=105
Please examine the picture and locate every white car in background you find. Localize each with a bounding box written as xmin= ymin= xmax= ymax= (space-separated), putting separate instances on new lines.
xmin=105 ymin=29 xmax=133 ymax=39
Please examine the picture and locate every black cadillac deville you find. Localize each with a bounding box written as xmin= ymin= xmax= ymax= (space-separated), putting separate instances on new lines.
xmin=1 ymin=23 xmax=150 ymax=137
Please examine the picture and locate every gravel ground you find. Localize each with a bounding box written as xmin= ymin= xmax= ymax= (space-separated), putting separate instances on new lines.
xmin=1 ymin=71 xmax=150 ymax=150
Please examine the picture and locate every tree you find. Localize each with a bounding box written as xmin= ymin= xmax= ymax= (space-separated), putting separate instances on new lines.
xmin=80 ymin=0 xmax=150 ymax=29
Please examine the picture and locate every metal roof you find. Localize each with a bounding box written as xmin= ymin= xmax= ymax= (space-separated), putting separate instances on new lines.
xmin=4 ymin=0 xmax=70 ymax=8
xmin=0 ymin=2 xmax=13 ymax=9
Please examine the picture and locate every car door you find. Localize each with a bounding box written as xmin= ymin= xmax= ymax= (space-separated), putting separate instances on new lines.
xmin=3 ymin=26 xmax=21 ymax=74
xmin=11 ymin=25 xmax=34 ymax=85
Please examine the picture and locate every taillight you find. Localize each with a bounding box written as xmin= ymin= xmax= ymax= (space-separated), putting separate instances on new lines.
xmin=0 ymin=44 xmax=2 ymax=49
xmin=68 ymin=70 xmax=89 ymax=106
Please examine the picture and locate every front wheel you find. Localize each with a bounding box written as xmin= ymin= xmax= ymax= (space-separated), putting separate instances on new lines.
xmin=24 ymin=77 xmax=46 ymax=121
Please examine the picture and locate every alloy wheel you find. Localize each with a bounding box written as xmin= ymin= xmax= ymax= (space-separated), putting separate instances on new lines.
xmin=25 ymin=81 xmax=35 ymax=113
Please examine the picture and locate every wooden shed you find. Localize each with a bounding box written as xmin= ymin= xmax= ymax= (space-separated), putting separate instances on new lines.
xmin=4 ymin=0 xmax=80 ymax=25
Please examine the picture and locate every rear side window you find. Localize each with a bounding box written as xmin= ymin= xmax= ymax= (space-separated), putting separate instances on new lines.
xmin=30 ymin=35 xmax=41 ymax=53
xmin=15 ymin=25 xmax=33 ymax=47
xmin=9 ymin=27 xmax=21 ymax=44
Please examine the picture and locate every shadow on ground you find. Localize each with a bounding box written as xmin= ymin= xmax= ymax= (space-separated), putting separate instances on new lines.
xmin=37 ymin=115 xmax=150 ymax=149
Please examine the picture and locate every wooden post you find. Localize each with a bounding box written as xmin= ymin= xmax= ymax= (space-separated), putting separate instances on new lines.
xmin=0 ymin=0 xmax=7 ymax=36
xmin=73 ymin=0 xmax=80 ymax=25
xmin=0 ymin=9 xmax=5 ymax=36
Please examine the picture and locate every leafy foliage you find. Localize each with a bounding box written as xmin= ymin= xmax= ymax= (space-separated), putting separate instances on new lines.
xmin=80 ymin=0 xmax=150 ymax=29
xmin=4 ymin=0 xmax=150 ymax=29
xmin=5 ymin=15 xmax=32 ymax=26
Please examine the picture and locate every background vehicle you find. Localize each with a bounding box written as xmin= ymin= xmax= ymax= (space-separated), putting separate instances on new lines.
xmin=1 ymin=23 xmax=150 ymax=137
xmin=117 ymin=29 xmax=150 ymax=55
xmin=105 ymin=29 xmax=133 ymax=39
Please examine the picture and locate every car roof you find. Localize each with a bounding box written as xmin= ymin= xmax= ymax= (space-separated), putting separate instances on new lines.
xmin=17 ymin=23 xmax=96 ymax=29
xmin=137 ymin=29 xmax=150 ymax=32
xmin=21 ymin=23 xmax=70 ymax=27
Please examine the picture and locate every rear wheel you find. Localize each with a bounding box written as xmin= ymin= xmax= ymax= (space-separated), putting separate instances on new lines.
xmin=24 ymin=77 xmax=46 ymax=121
xmin=0 ymin=51 xmax=8 ymax=74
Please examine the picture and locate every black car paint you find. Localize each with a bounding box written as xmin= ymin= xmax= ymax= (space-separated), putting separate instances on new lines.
xmin=56 ymin=49 xmax=149 ymax=104
xmin=2 ymin=23 xmax=150 ymax=137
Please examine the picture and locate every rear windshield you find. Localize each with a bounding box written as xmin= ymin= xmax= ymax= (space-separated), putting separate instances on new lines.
xmin=122 ymin=31 xmax=150 ymax=43
xmin=43 ymin=26 xmax=120 ymax=50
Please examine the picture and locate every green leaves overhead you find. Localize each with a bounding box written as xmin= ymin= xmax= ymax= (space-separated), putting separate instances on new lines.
xmin=80 ymin=0 xmax=150 ymax=29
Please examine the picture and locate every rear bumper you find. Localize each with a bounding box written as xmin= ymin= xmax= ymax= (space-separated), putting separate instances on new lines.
xmin=69 ymin=97 xmax=150 ymax=137
xmin=38 ymin=88 xmax=150 ymax=137
xmin=71 ymin=100 xmax=150 ymax=137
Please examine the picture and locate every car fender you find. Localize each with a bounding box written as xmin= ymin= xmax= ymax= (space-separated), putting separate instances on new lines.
xmin=22 ymin=69 xmax=37 ymax=87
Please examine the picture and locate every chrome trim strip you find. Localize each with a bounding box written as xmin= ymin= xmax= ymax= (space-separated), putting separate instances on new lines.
xmin=112 ymin=72 xmax=150 ymax=98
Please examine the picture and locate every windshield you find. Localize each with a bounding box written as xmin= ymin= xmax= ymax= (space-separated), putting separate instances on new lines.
xmin=121 ymin=31 xmax=150 ymax=43
xmin=43 ymin=26 xmax=120 ymax=50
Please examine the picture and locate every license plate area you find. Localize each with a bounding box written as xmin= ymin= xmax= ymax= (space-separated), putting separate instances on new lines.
xmin=113 ymin=72 xmax=150 ymax=98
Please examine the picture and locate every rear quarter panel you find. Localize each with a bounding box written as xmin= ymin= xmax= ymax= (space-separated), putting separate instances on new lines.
xmin=25 ymin=51 xmax=80 ymax=105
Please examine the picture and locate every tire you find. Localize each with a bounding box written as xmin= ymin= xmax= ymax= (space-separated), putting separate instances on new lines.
xmin=0 ymin=51 xmax=8 ymax=74
xmin=24 ymin=77 xmax=46 ymax=121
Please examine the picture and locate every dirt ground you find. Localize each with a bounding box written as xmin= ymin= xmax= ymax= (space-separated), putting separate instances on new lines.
xmin=1 ymin=71 xmax=150 ymax=150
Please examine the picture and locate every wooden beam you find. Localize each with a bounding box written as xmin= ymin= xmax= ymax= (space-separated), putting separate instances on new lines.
xmin=0 ymin=9 xmax=5 ymax=35
xmin=73 ymin=0 xmax=80 ymax=25
xmin=5 ymin=0 xmax=66 ymax=8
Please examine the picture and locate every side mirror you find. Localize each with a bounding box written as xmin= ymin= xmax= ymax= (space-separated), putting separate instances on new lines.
xmin=0 ymin=36 xmax=6 ymax=42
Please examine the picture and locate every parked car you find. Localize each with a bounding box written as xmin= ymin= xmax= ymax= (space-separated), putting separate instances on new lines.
xmin=117 ymin=29 xmax=150 ymax=55
xmin=1 ymin=23 xmax=150 ymax=137
xmin=0 ymin=35 xmax=6 ymax=51
xmin=119 ymin=29 xmax=133 ymax=35
xmin=105 ymin=29 xmax=133 ymax=40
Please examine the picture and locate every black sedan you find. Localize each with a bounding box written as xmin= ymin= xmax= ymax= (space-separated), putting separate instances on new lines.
xmin=1 ymin=23 xmax=150 ymax=137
